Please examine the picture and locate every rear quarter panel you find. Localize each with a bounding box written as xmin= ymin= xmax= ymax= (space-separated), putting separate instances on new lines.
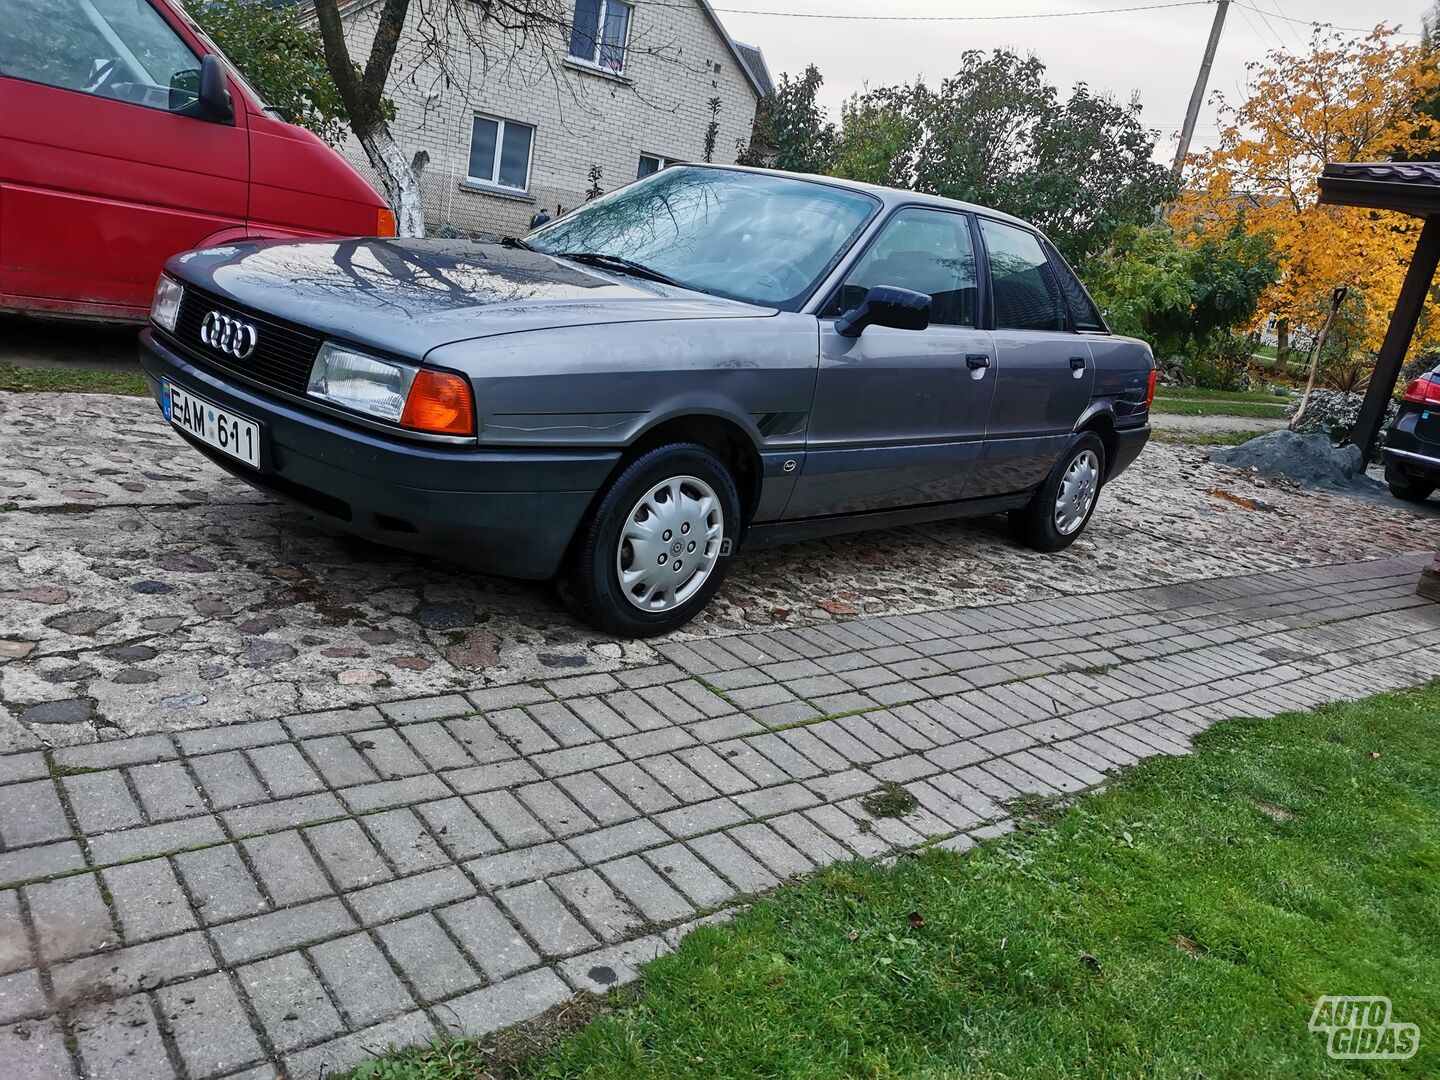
xmin=1084 ymin=335 xmax=1154 ymax=429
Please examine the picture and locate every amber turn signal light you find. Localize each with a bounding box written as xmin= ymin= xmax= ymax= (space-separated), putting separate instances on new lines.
xmin=401 ymin=370 xmax=475 ymax=436
xmin=376 ymin=208 xmax=397 ymax=237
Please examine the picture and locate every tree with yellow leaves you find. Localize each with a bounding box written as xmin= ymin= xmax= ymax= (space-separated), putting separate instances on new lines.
xmin=1174 ymin=25 xmax=1440 ymax=364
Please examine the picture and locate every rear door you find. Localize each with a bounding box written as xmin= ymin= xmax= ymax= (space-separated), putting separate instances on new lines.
xmin=0 ymin=0 xmax=249 ymax=316
xmin=786 ymin=206 xmax=996 ymax=518
xmin=969 ymin=217 xmax=1095 ymax=497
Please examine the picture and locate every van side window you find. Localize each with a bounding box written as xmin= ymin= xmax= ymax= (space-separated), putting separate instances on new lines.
xmin=1046 ymin=244 xmax=1107 ymax=332
xmin=2 ymin=0 xmax=201 ymax=114
xmin=826 ymin=207 xmax=978 ymax=327
xmin=980 ymin=219 xmax=1068 ymax=332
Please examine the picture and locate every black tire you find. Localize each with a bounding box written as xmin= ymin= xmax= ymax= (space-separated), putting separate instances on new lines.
xmin=559 ymin=443 xmax=742 ymax=637
xmin=1385 ymin=462 xmax=1436 ymax=503
xmin=1009 ymin=432 xmax=1107 ymax=552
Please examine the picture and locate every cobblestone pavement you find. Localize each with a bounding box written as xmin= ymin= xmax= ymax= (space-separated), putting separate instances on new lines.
xmin=0 ymin=553 xmax=1437 ymax=1079
xmin=3 ymin=392 xmax=1437 ymax=751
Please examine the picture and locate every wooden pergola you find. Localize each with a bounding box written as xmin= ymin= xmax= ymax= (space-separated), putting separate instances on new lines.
xmin=1316 ymin=161 xmax=1440 ymax=457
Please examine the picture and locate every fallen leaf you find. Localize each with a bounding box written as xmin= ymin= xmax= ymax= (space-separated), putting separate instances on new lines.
xmin=1078 ymin=952 xmax=1103 ymax=973
xmin=907 ymin=911 xmax=925 ymax=930
xmin=845 ymin=930 xmax=859 ymax=942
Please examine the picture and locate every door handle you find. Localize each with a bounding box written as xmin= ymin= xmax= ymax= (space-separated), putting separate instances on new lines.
xmin=966 ymin=354 xmax=991 ymax=370
xmin=1069 ymin=356 xmax=1086 ymax=370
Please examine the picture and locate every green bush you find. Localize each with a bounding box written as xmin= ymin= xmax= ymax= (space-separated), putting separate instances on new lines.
xmin=1182 ymin=332 xmax=1255 ymax=392
xmin=192 ymin=0 xmax=348 ymax=145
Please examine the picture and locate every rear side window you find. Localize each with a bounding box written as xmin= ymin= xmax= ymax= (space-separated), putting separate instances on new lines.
xmin=827 ymin=207 xmax=978 ymax=327
xmin=980 ymin=218 xmax=1067 ymax=332
xmin=1046 ymin=244 xmax=1107 ymax=332
xmin=1 ymin=0 xmax=201 ymax=113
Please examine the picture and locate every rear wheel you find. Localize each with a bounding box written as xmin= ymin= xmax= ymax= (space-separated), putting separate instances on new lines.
xmin=559 ymin=443 xmax=741 ymax=637
xmin=1385 ymin=462 xmax=1436 ymax=503
xmin=1009 ymin=432 xmax=1107 ymax=552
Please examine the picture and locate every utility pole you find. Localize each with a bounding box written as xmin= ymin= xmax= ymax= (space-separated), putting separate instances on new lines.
xmin=1172 ymin=0 xmax=1230 ymax=175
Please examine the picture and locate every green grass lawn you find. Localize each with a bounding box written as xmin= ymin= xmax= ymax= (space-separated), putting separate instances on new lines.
xmin=354 ymin=684 xmax=1440 ymax=1080
xmin=1150 ymin=397 xmax=1289 ymax=419
xmin=1154 ymin=386 xmax=1291 ymax=405
xmin=0 ymin=362 xmax=148 ymax=396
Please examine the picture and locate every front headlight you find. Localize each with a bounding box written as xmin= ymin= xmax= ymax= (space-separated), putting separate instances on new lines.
xmin=307 ymin=342 xmax=417 ymax=423
xmin=307 ymin=342 xmax=475 ymax=436
xmin=150 ymin=275 xmax=184 ymax=333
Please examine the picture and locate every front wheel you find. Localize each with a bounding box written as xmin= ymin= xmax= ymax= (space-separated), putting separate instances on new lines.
xmin=559 ymin=443 xmax=742 ymax=637
xmin=1009 ymin=432 xmax=1107 ymax=552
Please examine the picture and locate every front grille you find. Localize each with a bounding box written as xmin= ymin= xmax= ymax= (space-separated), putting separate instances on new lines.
xmin=174 ymin=286 xmax=325 ymax=396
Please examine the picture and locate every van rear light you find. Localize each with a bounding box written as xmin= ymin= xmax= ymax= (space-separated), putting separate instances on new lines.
xmin=376 ymin=208 xmax=397 ymax=237
xmin=1402 ymin=377 xmax=1440 ymax=405
xmin=1145 ymin=368 xmax=1158 ymax=408
xmin=401 ymin=370 xmax=475 ymax=436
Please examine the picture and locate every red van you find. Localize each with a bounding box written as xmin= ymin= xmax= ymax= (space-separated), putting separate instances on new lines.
xmin=0 ymin=0 xmax=393 ymax=323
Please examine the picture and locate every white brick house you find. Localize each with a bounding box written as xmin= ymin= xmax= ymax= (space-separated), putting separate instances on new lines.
xmin=330 ymin=0 xmax=770 ymax=237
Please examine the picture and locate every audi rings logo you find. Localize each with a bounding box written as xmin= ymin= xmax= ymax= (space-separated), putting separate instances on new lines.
xmin=199 ymin=311 xmax=259 ymax=359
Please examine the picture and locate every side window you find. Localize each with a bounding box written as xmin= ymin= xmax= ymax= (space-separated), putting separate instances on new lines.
xmin=2 ymin=0 xmax=201 ymax=113
xmin=826 ymin=207 xmax=978 ymax=327
xmin=980 ymin=219 xmax=1068 ymax=332
xmin=1047 ymin=244 xmax=1107 ymax=332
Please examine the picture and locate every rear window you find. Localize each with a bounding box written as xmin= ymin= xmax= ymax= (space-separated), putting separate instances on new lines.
xmin=1047 ymin=244 xmax=1107 ymax=332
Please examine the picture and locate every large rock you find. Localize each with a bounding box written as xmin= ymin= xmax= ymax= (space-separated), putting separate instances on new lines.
xmin=1212 ymin=430 xmax=1377 ymax=492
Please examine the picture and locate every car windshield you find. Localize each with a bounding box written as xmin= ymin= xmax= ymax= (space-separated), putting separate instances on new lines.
xmin=527 ymin=167 xmax=879 ymax=310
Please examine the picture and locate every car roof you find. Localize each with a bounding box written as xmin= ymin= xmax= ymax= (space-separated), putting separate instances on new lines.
xmin=681 ymin=163 xmax=1037 ymax=232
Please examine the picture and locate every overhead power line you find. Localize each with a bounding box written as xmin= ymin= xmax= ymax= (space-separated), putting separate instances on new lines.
xmin=696 ymin=0 xmax=1423 ymax=37
xmin=1230 ymin=1 xmax=1421 ymax=37
xmin=704 ymin=1 xmax=1212 ymax=22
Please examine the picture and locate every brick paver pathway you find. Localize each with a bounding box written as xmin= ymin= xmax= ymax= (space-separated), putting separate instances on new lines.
xmin=2 ymin=554 xmax=1438 ymax=1079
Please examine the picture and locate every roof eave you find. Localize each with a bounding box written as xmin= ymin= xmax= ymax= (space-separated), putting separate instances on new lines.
xmin=1317 ymin=175 xmax=1440 ymax=218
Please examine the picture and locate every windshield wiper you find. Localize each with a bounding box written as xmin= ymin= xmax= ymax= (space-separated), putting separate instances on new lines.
xmin=555 ymin=251 xmax=682 ymax=288
xmin=500 ymin=235 xmax=533 ymax=250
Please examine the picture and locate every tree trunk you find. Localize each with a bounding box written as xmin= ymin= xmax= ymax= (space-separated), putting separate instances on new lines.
xmin=311 ymin=0 xmax=420 ymax=236
xmin=356 ymin=119 xmax=425 ymax=237
xmin=1275 ymin=317 xmax=1290 ymax=369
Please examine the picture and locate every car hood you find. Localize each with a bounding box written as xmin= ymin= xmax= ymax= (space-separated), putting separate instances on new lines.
xmin=167 ymin=237 xmax=772 ymax=358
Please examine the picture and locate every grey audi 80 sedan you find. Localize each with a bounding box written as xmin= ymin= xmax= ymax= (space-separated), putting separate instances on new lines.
xmin=139 ymin=165 xmax=1155 ymax=636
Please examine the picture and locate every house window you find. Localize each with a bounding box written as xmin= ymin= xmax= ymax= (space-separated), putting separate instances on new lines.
xmin=569 ymin=0 xmax=631 ymax=72
xmin=467 ymin=115 xmax=533 ymax=191
xmin=637 ymin=154 xmax=679 ymax=179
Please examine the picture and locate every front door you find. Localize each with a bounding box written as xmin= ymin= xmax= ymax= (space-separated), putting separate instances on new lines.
xmin=786 ymin=206 xmax=997 ymax=519
xmin=0 ymin=0 xmax=249 ymax=316
xmin=968 ymin=217 xmax=1096 ymax=498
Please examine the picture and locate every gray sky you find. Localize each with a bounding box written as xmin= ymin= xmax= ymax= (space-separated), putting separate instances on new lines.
xmin=715 ymin=0 xmax=1430 ymax=161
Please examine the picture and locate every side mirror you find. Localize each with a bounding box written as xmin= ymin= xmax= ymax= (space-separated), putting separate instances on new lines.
xmin=835 ymin=285 xmax=931 ymax=338
xmin=177 ymin=55 xmax=234 ymax=124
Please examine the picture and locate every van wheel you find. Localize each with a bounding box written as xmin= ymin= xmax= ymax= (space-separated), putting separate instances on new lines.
xmin=559 ymin=443 xmax=741 ymax=637
xmin=1009 ymin=432 xmax=1107 ymax=552
xmin=1385 ymin=462 xmax=1435 ymax=503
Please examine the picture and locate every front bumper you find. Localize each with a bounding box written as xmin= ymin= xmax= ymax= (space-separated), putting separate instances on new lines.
xmin=139 ymin=329 xmax=618 ymax=579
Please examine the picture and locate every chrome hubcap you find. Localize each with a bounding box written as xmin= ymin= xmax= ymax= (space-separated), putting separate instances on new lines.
xmin=616 ymin=475 xmax=725 ymax=612
xmin=1054 ymin=449 xmax=1100 ymax=535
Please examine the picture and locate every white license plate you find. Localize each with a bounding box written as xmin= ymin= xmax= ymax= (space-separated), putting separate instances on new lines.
xmin=162 ymin=380 xmax=260 ymax=469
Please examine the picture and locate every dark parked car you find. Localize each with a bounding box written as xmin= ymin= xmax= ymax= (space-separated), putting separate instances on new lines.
xmin=1383 ymin=367 xmax=1440 ymax=502
xmin=139 ymin=165 xmax=1155 ymax=636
